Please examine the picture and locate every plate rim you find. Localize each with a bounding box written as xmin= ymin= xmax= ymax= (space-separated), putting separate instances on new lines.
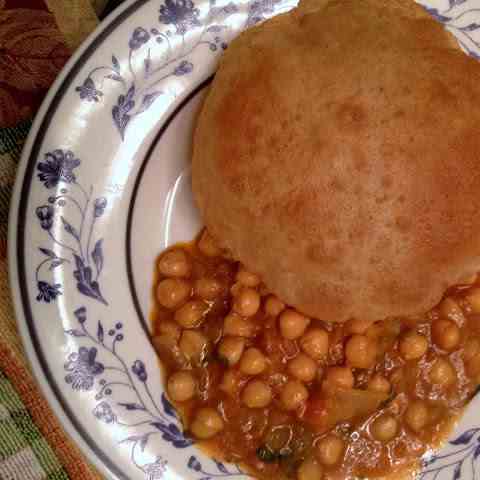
xmin=8 ymin=1 xmax=480 ymax=479
xmin=125 ymin=78 xmax=212 ymax=340
xmin=8 ymin=1 xmax=150 ymax=479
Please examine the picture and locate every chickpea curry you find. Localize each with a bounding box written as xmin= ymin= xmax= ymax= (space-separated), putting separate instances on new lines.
xmin=151 ymin=229 xmax=480 ymax=480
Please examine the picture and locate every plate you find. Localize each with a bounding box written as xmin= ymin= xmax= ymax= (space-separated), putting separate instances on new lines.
xmin=7 ymin=0 xmax=480 ymax=478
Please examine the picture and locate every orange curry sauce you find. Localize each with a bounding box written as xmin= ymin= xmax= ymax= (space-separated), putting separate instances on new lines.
xmin=151 ymin=229 xmax=480 ymax=480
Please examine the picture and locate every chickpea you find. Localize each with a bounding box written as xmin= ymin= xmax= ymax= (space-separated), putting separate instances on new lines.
xmin=156 ymin=278 xmax=191 ymax=309
xmin=439 ymin=297 xmax=465 ymax=321
xmin=466 ymin=353 xmax=480 ymax=379
xmin=287 ymin=353 xmax=317 ymax=382
xmin=316 ymin=435 xmax=345 ymax=466
xmin=220 ymin=370 xmax=242 ymax=397
xmin=399 ymin=331 xmax=428 ymax=360
xmin=431 ymin=319 xmax=460 ymax=351
xmin=236 ymin=266 xmax=261 ymax=287
xmin=217 ymin=337 xmax=245 ymax=366
xmin=367 ymin=374 xmax=391 ymax=394
xmin=158 ymin=249 xmax=191 ymax=277
xmin=190 ymin=407 xmax=224 ymax=439
xmin=242 ymin=380 xmax=272 ymax=408
xmin=167 ymin=371 xmax=196 ymax=402
xmin=467 ymin=288 xmax=480 ymax=313
xmin=297 ymin=457 xmax=324 ymax=480
xmin=239 ymin=348 xmax=267 ymax=375
xmin=198 ymin=229 xmax=222 ymax=257
xmin=371 ymin=414 xmax=398 ymax=442
xmin=325 ymin=366 xmax=354 ymax=389
xmin=345 ymin=334 xmax=377 ymax=369
xmin=233 ymin=287 xmax=261 ymax=317
xmin=194 ymin=277 xmax=224 ymax=300
xmin=223 ymin=312 xmax=257 ymax=337
xmin=300 ymin=328 xmax=329 ymax=361
xmin=156 ymin=319 xmax=181 ymax=341
xmin=405 ymin=400 xmax=429 ymax=433
xmin=466 ymin=287 xmax=480 ymax=313
xmin=264 ymin=295 xmax=286 ymax=317
xmin=151 ymin=334 xmax=188 ymax=367
xmin=429 ymin=357 xmax=456 ymax=387
xmin=345 ymin=318 xmax=375 ymax=335
xmin=279 ymin=309 xmax=311 ymax=340
xmin=389 ymin=368 xmax=405 ymax=388
xmin=230 ymin=282 xmax=243 ymax=297
xmin=280 ymin=380 xmax=309 ymax=411
xmin=174 ymin=300 xmax=208 ymax=328
xmin=179 ymin=330 xmax=208 ymax=362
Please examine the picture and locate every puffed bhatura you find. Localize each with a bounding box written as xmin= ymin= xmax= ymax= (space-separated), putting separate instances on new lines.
xmin=192 ymin=0 xmax=480 ymax=323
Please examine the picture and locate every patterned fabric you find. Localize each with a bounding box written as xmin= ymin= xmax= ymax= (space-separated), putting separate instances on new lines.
xmin=0 ymin=1 xmax=112 ymax=479
xmin=0 ymin=0 xmax=70 ymax=127
xmin=0 ymin=369 xmax=69 ymax=480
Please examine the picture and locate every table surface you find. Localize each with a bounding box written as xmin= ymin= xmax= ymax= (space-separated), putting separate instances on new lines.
xmin=0 ymin=2 xmax=123 ymax=478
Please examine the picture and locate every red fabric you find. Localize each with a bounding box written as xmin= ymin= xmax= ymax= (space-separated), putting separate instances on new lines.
xmin=0 ymin=0 xmax=70 ymax=127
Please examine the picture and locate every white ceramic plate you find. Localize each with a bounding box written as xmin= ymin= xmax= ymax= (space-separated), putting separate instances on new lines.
xmin=8 ymin=0 xmax=480 ymax=478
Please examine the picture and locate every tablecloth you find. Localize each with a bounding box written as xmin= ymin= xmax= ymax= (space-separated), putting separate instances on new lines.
xmin=0 ymin=1 xmax=115 ymax=478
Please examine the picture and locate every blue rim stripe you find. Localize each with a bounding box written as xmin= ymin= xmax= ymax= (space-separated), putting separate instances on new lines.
xmin=125 ymin=79 xmax=212 ymax=339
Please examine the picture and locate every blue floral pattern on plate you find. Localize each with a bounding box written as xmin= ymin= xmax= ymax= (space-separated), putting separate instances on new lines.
xmin=74 ymin=0 xmax=298 ymax=140
xmin=20 ymin=0 xmax=480 ymax=478
xmin=35 ymin=149 xmax=108 ymax=305
xmin=188 ymin=456 xmax=245 ymax=479
xmin=29 ymin=0 xmax=301 ymax=473
xmin=420 ymin=428 xmax=480 ymax=480
xmin=424 ymin=0 xmax=480 ymax=58
xmin=76 ymin=0 xmax=240 ymax=140
xmin=63 ymin=305 xmax=247 ymax=478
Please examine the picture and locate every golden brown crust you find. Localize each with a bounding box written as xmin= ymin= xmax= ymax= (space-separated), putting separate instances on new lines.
xmin=192 ymin=0 xmax=480 ymax=322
